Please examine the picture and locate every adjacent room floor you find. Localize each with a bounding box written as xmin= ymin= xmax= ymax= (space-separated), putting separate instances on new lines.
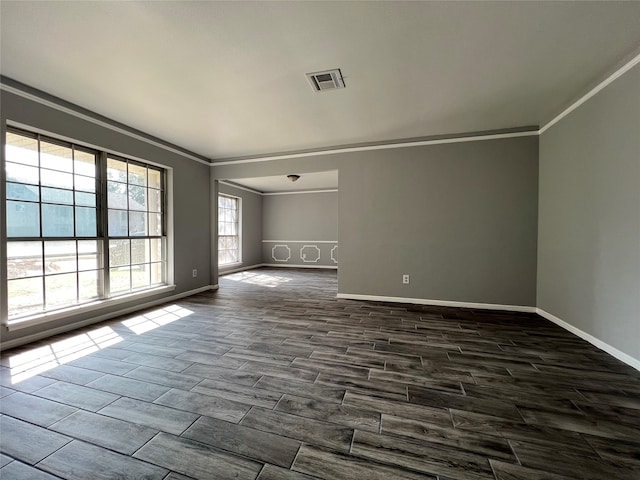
xmin=1 ymin=268 xmax=639 ymax=480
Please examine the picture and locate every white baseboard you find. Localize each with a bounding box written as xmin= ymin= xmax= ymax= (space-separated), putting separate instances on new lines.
xmin=0 ymin=285 xmax=216 ymax=351
xmin=261 ymin=263 xmax=338 ymax=270
xmin=336 ymin=293 xmax=536 ymax=313
xmin=536 ymin=308 xmax=640 ymax=372
xmin=219 ymin=264 xmax=265 ymax=275
xmin=219 ymin=264 xmax=338 ymax=275
xmin=336 ymin=294 xmax=639 ymax=371
xmin=219 ymin=263 xmax=338 ymax=275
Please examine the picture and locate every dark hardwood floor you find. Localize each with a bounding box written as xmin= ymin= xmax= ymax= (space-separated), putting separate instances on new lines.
xmin=1 ymin=268 xmax=639 ymax=480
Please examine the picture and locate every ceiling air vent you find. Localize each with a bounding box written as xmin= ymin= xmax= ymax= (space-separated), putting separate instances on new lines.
xmin=306 ymin=69 xmax=345 ymax=92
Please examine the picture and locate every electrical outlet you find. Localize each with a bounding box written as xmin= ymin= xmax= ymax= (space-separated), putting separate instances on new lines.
xmin=192 ymin=269 xmax=198 ymax=278
xmin=402 ymin=274 xmax=410 ymax=284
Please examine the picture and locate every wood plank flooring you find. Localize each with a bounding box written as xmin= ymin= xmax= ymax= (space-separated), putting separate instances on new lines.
xmin=1 ymin=268 xmax=639 ymax=480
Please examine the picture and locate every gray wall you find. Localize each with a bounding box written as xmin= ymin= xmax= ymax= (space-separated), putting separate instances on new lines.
xmin=1 ymin=88 xmax=211 ymax=347
xmin=538 ymin=64 xmax=640 ymax=361
xmin=262 ymin=192 xmax=338 ymax=267
xmin=213 ymin=135 xmax=539 ymax=307
xmin=218 ymin=183 xmax=263 ymax=271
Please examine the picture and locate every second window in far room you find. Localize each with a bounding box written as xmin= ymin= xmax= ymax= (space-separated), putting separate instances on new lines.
xmin=218 ymin=194 xmax=240 ymax=266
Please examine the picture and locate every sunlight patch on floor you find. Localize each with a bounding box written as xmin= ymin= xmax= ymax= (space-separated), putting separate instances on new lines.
xmin=7 ymin=326 xmax=123 ymax=384
xmin=121 ymin=304 xmax=193 ymax=335
xmin=224 ymin=271 xmax=291 ymax=288
xmin=6 ymin=305 xmax=194 ymax=385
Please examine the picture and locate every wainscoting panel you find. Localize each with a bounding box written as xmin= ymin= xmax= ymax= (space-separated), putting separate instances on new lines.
xmin=262 ymin=241 xmax=338 ymax=268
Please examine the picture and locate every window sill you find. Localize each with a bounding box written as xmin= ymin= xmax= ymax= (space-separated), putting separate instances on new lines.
xmin=6 ymin=284 xmax=177 ymax=332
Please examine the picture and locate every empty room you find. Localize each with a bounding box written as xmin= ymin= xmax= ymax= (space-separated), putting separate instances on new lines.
xmin=1 ymin=2 xmax=639 ymax=480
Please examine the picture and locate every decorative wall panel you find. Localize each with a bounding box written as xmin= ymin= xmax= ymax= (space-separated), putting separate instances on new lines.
xmin=271 ymin=244 xmax=292 ymax=262
xmin=263 ymin=241 xmax=337 ymax=268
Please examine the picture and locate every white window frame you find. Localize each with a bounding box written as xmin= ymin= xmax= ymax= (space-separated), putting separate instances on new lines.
xmin=2 ymin=125 xmax=175 ymax=331
xmin=218 ymin=193 xmax=241 ymax=267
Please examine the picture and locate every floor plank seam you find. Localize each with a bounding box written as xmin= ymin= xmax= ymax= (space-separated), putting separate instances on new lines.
xmin=2 ymin=268 xmax=639 ymax=480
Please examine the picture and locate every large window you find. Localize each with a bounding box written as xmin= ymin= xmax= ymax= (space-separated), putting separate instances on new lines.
xmin=218 ymin=194 xmax=240 ymax=266
xmin=4 ymin=127 xmax=167 ymax=323
xmin=106 ymin=156 xmax=165 ymax=294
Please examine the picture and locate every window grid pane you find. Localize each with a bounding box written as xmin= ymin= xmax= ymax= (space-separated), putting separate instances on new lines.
xmin=4 ymin=127 xmax=168 ymax=319
xmin=106 ymin=156 xmax=165 ymax=298
xmin=218 ymin=195 xmax=240 ymax=266
xmin=8 ymin=277 xmax=44 ymax=317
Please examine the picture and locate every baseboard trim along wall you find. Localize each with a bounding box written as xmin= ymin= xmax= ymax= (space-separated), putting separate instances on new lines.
xmin=219 ymin=264 xmax=266 ymax=275
xmin=0 ymin=285 xmax=217 ymax=351
xmin=336 ymin=293 xmax=536 ymax=313
xmin=6 ymin=273 xmax=637 ymax=372
xmin=337 ymin=294 xmax=639 ymax=371
xmin=220 ymin=264 xmax=338 ymax=275
xmin=219 ymin=264 xmax=339 ymax=278
xmin=262 ymin=263 xmax=338 ymax=270
xmin=336 ymin=294 xmax=639 ymax=371
xmin=536 ymin=308 xmax=640 ymax=372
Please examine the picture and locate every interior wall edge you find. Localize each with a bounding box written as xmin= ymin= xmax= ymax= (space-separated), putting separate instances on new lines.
xmin=536 ymin=308 xmax=640 ymax=372
xmin=336 ymin=293 xmax=536 ymax=313
xmin=536 ymin=62 xmax=640 ymax=372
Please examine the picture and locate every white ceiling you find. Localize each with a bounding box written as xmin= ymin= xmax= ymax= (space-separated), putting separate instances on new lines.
xmin=225 ymin=170 xmax=338 ymax=194
xmin=1 ymin=1 xmax=639 ymax=161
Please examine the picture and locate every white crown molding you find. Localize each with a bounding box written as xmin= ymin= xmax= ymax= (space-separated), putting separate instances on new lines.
xmin=5 ymin=47 xmax=638 ymax=169
xmin=1 ymin=82 xmax=212 ymax=166
xmin=262 ymin=189 xmax=338 ymax=196
xmin=218 ymin=181 xmax=338 ymax=196
xmin=7 ymin=120 xmax=175 ymax=172
xmin=211 ymin=131 xmax=538 ymax=166
xmin=213 ymin=50 xmax=640 ymax=165
xmin=536 ymin=308 xmax=640 ymax=372
xmin=539 ymin=50 xmax=640 ymax=135
xmin=336 ymin=293 xmax=536 ymax=313
xmin=218 ymin=180 xmax=263 ymax=195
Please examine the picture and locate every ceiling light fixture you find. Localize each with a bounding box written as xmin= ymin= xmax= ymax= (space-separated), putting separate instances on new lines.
xmin=287 ymin=174 xmax=301 ymax=182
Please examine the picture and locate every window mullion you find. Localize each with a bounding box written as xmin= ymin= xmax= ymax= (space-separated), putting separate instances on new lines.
xmin=37 ymin=134 xmax=47 ymax=310
xmin=5 ymin=127 xmax=168 ymax=320
xmin=75 ymin=239 xmax=80 ymax=303
xmin=99 ymin=151 xmax=110 ymax=298
xmin=72 ymin=145 xmax=79 ymax=304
